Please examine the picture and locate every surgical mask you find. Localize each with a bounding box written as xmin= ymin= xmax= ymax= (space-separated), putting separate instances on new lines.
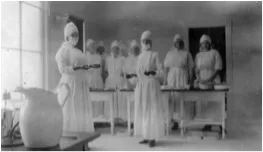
xmin=87 ymin=44 xmax=96 ymax=54
xmin=68 ymin=36 xmax=79 ymax=46
xmin=141 ymin=44 xmax=148 ymax=52
xmin=68 ymin=32 xmax=79 ymax=46
xmin=111 ymin=47 xmax=119 ymax=57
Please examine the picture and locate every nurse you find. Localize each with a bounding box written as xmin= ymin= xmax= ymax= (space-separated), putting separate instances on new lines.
xmin=123 ymin=40 xmax=140 ymax=89
xmin=55 ymin=22 xmax=94 ymax=132
xmin=105 ymin=40 xmax=125 ymax=89
xmin=105 ymin=40 xmax=126 ymax=121
xmin=164 ymin=34 xmax=194 ymax=88
xmin=85 ymin=39 xmax=104 ymax=117
xmin=134 ymin=30 xmax=165 ymax=147
xmin=164 ymin=34 xmax=194 ymax=129
xmin=195 ymin=34 xmax=223 ymax=131
xmin=85 ymin=39 xmax=103 ymax=89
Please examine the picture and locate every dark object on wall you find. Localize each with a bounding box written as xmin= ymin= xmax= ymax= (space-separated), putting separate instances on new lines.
xmin=189 ymin=27 xmax=226 ymax=83
xmin=66 ymin=13 xmax=84 ymax=52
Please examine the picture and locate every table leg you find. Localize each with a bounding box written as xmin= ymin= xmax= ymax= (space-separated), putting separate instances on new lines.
xmin=110 ymin=94 xmax=114 ymax=135
xmin=166 ymin=93 xmax=170 ymax=136
xmin=180 ymin=99 xmax=184 ymax=137
xmin=222 ymin=94 xmax=225 ymax=139
xmin=127 ymin=95 xmax=131 ymax=136
xmin=102 ymin=101 xmax=105 ymax=116
xmin=83 ymin=143 xmax=90 ymax=151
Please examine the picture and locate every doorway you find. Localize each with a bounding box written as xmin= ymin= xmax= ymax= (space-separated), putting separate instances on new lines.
xmin=189 ymin=27 xmax=226 ymax=83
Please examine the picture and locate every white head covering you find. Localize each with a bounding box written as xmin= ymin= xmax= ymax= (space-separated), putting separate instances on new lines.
xmin=64 ymin=22 xmax=78 ymax=41
xmin=130 ymin=40 xmax=139 ymax=49
xmin=86 ymin=39 xmax=95 ymax=47
xmin=200 ymin=34 xmax=211 ymax=44
xmin=111 ymin=40 xmax=119 ymax=49
xmin=173 ymin=34 xmax=183 ymax=42
xmin=98 ymin=41 xmax=104 ymax=47
xmin=141 ymin=30 xmax=152 ymax=40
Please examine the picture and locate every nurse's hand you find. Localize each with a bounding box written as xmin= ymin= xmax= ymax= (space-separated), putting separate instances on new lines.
xmin=82 ymin=65 xmax=91 ymax=70
xmin=126 ymin=74 xmax=131 ymax=79
xmin=93 ymin=64 xmax=101 ymax=69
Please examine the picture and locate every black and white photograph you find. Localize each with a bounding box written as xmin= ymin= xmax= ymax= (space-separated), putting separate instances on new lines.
xmin=1 ymin=1 xmax=262 ymax=151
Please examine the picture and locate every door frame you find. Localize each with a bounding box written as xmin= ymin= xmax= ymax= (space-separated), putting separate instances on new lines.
xmin=186 ymin=20 xmax=232 ymax=86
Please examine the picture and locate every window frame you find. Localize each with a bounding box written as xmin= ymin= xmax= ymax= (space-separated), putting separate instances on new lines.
xmin=1 ymin=1 xmax=49 ymax=99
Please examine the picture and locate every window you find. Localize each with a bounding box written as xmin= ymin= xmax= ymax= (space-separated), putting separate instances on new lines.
xmin=1 ymin=1 xmax=47 ymax=99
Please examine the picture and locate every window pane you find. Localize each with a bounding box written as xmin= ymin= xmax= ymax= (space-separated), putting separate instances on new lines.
xmin=1 ymin=49 xmax=21 ymax=99
xmin=23 ymin=1 xmax=42 ymax=7
xmin=22 ymin=51 xmax=43 ymax=88
xmin=1 ymin=2 xmax=20 ymax=48
xmin=22 ymin=3 xmax=42 ymax=51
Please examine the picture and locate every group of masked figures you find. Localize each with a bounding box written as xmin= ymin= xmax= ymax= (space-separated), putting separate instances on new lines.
xmin=56 ymin=22 xmax=223 ymax=147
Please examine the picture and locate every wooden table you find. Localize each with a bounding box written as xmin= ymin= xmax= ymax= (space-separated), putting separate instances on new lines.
xmin=90 ymin=89 xmax=116 ymax=135
xmin=173 ymin=89 xmax=228 ymax=139
xmin=1 ymin=132 xmax=100 ymax=151
xmin=120 ymin=89 xmax=171 ymax=136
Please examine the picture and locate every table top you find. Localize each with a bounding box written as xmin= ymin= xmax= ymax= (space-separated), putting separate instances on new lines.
xmin=1 ymin=132 xmax=100 ymax=151
xmin=119 ymin=88 xmax=229 ymax=92
xmin=90 ymin=89 xmax=116 ymax=92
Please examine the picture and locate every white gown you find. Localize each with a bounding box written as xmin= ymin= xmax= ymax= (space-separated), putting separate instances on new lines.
xmin=105 ymin=56 xmax=127 ymax=121
xmin=164 ymin=49 xmax=194 ymax=121
xmin=86 ymin=52 xmax=104 ymax=89
xmin=55 ymin=42 xmax=94 ymax=132
xmin=85 ymin=52 xmax=104 ymax=117
xmin=134 ymin=50 xmax=165 ymax=140
xmin=123 ymin=55 xmax=139 ymax=89
xmin=195 ymin=49 xmax=223 ymax=120
xmin=164 ymin=49 xmax=194 ymax=89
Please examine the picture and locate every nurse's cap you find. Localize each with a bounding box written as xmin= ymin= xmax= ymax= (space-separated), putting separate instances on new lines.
xmin=200 ymin=34 xmax=211 ymax=44
xmin=86 ymin=39 xmax=95 ymax=47
xmin=64 ymin=22 xmax=78 ymax=40
xmin=173 ymin=34 xmax=183 ymax=42
xmin=130 ymin=40 xmax=139 ymax=49
xmin=98 ymin=41 xmax=104 ymax=47
xmin=111 ymin=40 xmax=119 ymax=49
xmin=141 ymin=30 xmax=152 ymax=41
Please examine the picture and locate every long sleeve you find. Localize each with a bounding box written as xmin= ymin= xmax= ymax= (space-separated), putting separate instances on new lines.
xmin=136 ymin=56 xmax=144 ymax=80
xmin=163 ymin=52 xmax=171 ymax=68
xmin=55 ymin=48 xmax=74 ymax=75
xmin=214 ymin=50 xmax=223 ymax=70
xmin=195 ymin=53 xmax=200 ymax=71
xmin=154 ymin=52 xmax=164 ymax=80
xmin=120 ymin=57 xmax=126 ymax=74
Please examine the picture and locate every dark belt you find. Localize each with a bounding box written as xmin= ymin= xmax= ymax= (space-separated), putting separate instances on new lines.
xmin=126 ymin=74 xmax=137 ymax=79
xmin=144 ymin=71 xmax=156 ymax=76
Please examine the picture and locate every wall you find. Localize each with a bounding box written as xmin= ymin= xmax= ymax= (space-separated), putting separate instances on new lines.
xmin=47 ymin=2 xmax=262 ymax=137
xmin=231 ymin=14 xmax=262 ymax=121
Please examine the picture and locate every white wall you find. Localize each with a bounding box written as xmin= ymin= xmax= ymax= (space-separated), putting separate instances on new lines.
xmin=47 ymin=2 xmax=262 ymax=136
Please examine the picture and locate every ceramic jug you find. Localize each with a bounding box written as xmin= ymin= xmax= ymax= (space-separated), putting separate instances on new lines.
xmin=15 ymin=84 xmax=70 ymax=148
